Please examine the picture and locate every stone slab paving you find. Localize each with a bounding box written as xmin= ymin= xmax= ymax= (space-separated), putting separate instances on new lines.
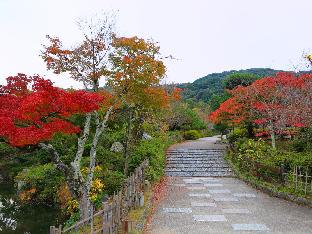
xmin=191 ymin=202 xmax=217 ymax=207
xmin=163 ymin=208 xmax=192 ymax=214
xmin=148 ymin=137 xmax=312 ymax=234
xmin=208 ymin=189 xmax=232 ymax=194
xmin=222 ymin=208 xmax=251 ymax=214
xmin=148 ymin=176 xmax=312 ymax=234
xmin=231 ymin=224 xmax=270 ymax=231
xmin=193 ymin=214 xmax=227 ymax=222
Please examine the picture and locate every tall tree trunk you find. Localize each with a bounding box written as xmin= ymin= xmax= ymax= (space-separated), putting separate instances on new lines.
xmin=271 ymin=131 xmax=276 ymax=149
xmin=246 ymin=122 xmax=254 ymax=138
xmin=78 ymin=187 xmax=92 ymax=220
xmin=86 ymin=107 xmax=113 ymax=193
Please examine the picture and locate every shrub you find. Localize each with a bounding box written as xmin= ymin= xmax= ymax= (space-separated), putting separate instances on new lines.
xmin=129 ymin=135 xmax=172 ymax=182
xmin=168 ymin=131 xmax=184 ymax=143
xmin=232 ymin=139 xmax=312 ymax=179
xmin=200 ymin=129 xmax=214 ymax=137
xmin=167 ymin=105 xmax=206 ymax=131
xmin=101 ymin=170 xmax=125 ymax=196
xmin=292 ymin=126 xmax=312 ymax=152
xmin=235 ymin=139 xmax=273 ymax=164
xmin=227 ymin=127 xmax=248 ymax=146
xmin=183 ymin=130 xmax=202 ymax=140
xmin=15 ymin=163 xmax=64 ymax=204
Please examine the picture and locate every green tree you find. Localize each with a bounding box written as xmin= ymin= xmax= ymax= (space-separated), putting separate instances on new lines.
xmin=223 ymin=73 xmax=259 ymax=90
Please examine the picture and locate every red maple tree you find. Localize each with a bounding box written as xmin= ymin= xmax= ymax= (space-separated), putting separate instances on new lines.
xmin=0 ymin=74 xmax=104 ymax=147
xmin=210 ymin=72 xmax=312 ymax=148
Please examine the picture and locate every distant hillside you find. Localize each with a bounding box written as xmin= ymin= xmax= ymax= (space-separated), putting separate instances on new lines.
xmin=178 ymin=68 xmax=284 ymax=103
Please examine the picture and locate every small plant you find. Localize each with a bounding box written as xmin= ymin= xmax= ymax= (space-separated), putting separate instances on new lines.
xmin=227 ymin=127 xmax=248 ymax=147
xmin=183 ymin=130 xmax=202 ymax=140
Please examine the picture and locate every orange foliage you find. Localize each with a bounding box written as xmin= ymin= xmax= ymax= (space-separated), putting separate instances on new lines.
xmin=19 ymin=187 xmax=37 ymax=202
xmin=108 ymin=36 xmax=167 ymax=111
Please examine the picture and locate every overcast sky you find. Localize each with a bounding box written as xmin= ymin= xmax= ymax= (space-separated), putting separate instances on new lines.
xmin=0 ymin=0 xmax=311 ymax=88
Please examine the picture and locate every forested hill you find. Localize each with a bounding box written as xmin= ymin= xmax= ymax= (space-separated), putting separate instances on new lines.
xmin=178 ymin=68 xmax=284 ymax=103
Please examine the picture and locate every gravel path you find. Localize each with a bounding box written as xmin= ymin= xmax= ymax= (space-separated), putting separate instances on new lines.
xmin=147 ymin=137 xmax=312 ymax=234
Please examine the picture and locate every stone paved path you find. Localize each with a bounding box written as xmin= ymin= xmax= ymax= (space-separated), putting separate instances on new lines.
xmin=147 ymin=137 xmax=312 ymax=234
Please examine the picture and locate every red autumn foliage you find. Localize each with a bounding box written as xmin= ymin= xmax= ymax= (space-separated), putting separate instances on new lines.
xmin=210 ymin=72 xmax=312 ymax=131
xmin=0 ymin=74 xmax=106 ymax=147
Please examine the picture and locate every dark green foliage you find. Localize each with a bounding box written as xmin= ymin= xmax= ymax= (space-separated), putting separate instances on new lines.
xmin=95 ymin=146 xmax=124 ymax=172
xmin=64 ymin=212 xmax=80 ymax=229
xmin=227 ymin=128 xmax=248 ymax=147
xmin=168 ymin=131 xmax=184 ymax=143
xmin=0 ymin=142 xmax=52 ymax=178
xmin=15 ymin=163 xmax=64 ymax=204
xmin=199 ymin=129 xmax=214 ymax=137
xmin=223 ymin=73 xmax=259 ymax=90
xmin=179 ymin=68 xmax=283 ymax=103
xmin=101 ymin=171 xmax=125 ymax=195
xmin=183 ymin=130 xmax=202 ymax=140
xmin=129 ymin=135 xmax=172 ymax=182
xmin=209 ymin=93 xmax=231 ymax=111
xmin=213 ymin=123 xmax=228 ymax=135
xmin=167 ymin=104 xmax=206 ymax=131
xmin=292 ymin=126 xmax=312 ymax=152
xmin=230 ymin=139 xmax=312 ymax=181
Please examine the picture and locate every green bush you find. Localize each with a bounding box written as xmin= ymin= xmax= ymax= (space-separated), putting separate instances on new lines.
xmin=95 ymin=146 xmax=124 ymax=172
xmin=292 ymin=126 xmax=312 ymax=152
xmin=200 ymin=129 xmax=214 ymax=137
xmin=167 ymin=105 xmax=206 ymax=131
xmin=15 ymin=163 xmax=64 ymax=204
xmin=129 ymin=135 xmax=171 ymax=182
xmin=102 ymin=170 xmax=125 ymax=195
xmin=168 ymin=131 xmax=184 ymax=143
xmin=227 ymin=127 xmax=248 ymax=146
xmin=183 ymin=130 xmax=202 ymax=140
xmin=231 ymin=139 xmax=312 ymax=178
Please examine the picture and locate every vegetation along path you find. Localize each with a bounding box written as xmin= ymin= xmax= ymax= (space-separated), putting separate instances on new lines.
xmin=147 ymin=136 xmax=312 ymax=234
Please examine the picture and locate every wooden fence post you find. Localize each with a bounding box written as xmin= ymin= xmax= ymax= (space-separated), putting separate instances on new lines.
xmin=50 ymin=226 xmax=54 ymax=234
xmin=295 ymin=166 xmax=298 ymax=190
xmin=279 ymin=164 xmax=285 ymax=183
xmin=102 ymin=201 xmax=108 ymax=234
xmin=90 ymin=207 xmax=94 ymax=234
xmin=305 ymin=169 xmax=308 ymax=195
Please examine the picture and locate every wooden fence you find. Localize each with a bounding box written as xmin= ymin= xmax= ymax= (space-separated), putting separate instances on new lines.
xmin=252 ymin=162 xmax=311 ymax=195
xmin=50 ymin=159 xmax=149 ymax=234
xmin=283 ymin=166 xmax=312 ymax=195
xmin=231 ymin=155 xmax=312 ymax=195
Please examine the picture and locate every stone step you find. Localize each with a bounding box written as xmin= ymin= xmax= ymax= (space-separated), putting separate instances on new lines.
xmin=165 ymin=168 xmax=232 ymax=172
xmin=167 ymin=152 xmax=224 ymax=155
xmin=167 ymin=158 xmax=223 ymax=161
xmin=167 ymin=161 xmax=226 ymax=164
xmin=167 ymin=149 xmax=225 ymax=152
xmin=168 ymin=154 xmax=223 ymax=156
xmin=168 ymin=156 xmax=225 ymax=158
xmin=165 ymin=147 xmax=232 ymax=177
xmin=167 ymin=151 xmax=224 ymax=153
xmin=167 ymin=162 xmax=229 ymax=166
xmin=166 ymin=165 xmax=230 ymax=169
xmin=166 ymin=171 xmax=234 ymax=177
xmin=167 ymin=153 xmax=225 ymax=155
xmin=168 ymin=155 xmax=222 ymax=157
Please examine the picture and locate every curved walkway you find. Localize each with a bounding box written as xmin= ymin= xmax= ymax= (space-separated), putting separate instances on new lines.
xmin=147 ymin=137 xmax=312 ymax=234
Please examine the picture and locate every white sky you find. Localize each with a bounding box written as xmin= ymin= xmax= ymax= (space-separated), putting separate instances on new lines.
xmin=0 ymin=0 xmax=311 ymax=88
